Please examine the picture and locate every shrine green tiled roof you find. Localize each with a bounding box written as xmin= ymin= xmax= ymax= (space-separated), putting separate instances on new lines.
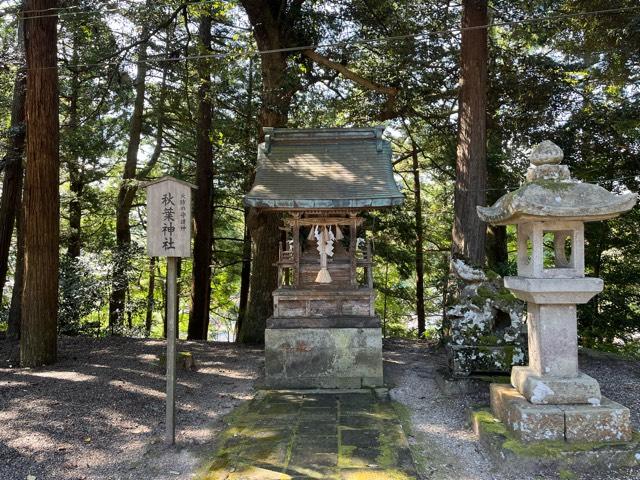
xmin=244 ymin=127 xmax=404 ymax=210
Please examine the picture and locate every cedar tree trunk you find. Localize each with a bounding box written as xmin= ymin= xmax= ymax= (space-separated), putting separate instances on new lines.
xmin=0 ymin=25 xmax=26 ymax=297
xmin=7 ymin=205 xmax=24 ymax=340
xmin=451 ymin=0 xmax=488 ymax=266
xmin=109 ymin=32 xmax=149 ymax=331
xmin=236 ymin=0 xmax=298 ymax=343
xmin=412 ymin=143 xmax=426 ymax=337
xmin=188 ymin=14 xmax=214 ymax=340
xmin=20 ymin=0 xmax=60 ymax=366
xmin=66 ymin=36 xmax=82 ymax=259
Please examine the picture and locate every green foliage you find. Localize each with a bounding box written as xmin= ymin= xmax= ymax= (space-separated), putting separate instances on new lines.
xmin=0 ymin=0 xmax=638 ymax=346
xmin=58 ymin=254 xmax=110 ymax=335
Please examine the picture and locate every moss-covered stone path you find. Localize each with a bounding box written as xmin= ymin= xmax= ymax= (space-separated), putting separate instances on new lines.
xmin=198 ymin=390 xmax=418 ymax=480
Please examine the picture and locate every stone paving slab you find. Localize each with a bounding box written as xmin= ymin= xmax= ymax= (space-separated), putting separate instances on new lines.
xmin=198 ymin=390 xmax=418 ymax=480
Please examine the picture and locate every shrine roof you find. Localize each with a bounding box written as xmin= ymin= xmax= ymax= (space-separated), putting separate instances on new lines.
xmin=244 ymin=127 xmax=404 ymax=210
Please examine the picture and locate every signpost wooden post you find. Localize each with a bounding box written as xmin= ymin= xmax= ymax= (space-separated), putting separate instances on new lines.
xmin=144 ymin=176 xmax=196 ymax=445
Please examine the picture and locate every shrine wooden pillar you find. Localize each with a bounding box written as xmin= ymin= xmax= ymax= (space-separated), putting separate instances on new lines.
xmin=292 ymin=214 xmax=301 ymax=287
xmin=349 ymin=216 xmax=357 ymax=286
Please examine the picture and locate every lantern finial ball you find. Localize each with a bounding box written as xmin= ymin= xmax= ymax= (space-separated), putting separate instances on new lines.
xmin=529 ymin=140 xmax=564 ymax=166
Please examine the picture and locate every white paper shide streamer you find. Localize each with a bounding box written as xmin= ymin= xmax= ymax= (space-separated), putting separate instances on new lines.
xmin=314 ymin=225 xmax=335 ymax=283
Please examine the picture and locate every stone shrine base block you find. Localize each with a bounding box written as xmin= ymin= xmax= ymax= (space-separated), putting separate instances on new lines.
xmin=511 ymin=366 xmax=601 ymax=405
xmin=264 ymin=327 xmax=383 ymax=389
xmin=491 ymin=384 xmax=632 ymax=442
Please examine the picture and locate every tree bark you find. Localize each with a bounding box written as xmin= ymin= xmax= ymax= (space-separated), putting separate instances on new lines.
xmin=188 ymin=14 xmax=214 ymax=340
xmin=236 ymin=209 xmax=252 ymax=336
xmin=108 ymin=28 xmax=149 ymax=332
xmin=451 ymin=0 xmax=488 ymax=266
xmin=66 ymin=35 xmax=82 ymax=259
xmin=20 ymin=0 xmax=60 ymax=366
xmin=236 ymin=59 xmax=254 ymax=340
xmin=237 ymin=0 xmax=298 ymax=344
xmin=412 ymin=143 xmax=426 ymax=337
xmin=0 ymin=29 xmax=26 ymax=297
xmin=7 ymin=201 xmax=24 ymax=340
xmin=486 ymin=224 xmax=507 ymax=269
xmin=237 ymin=209 xmax=280 ymax=343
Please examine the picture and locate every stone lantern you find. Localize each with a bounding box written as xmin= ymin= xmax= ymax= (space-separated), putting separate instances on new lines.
xmin=477 ymin=141 xmax=637 ymax=442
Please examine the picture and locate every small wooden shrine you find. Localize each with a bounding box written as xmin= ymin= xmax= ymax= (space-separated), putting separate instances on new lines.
xmin=245 ymin=127 xmax=403 ymax=388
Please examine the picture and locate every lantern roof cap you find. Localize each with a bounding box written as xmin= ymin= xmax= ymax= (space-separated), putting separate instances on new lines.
xmin=477 ymin=141 xmax=637 ymax=225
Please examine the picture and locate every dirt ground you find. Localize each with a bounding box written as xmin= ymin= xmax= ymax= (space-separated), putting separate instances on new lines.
xmin=384 ymin=339 xmax=640 ymax=480
xmin=0 ymin=336 xmax=262 ymax=480
xmin=1 ymin=336 xmax=639 ymax=480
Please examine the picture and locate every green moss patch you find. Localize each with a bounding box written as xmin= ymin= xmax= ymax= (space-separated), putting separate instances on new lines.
xmin=472 ymin=408 xmax=640 ymax=475
xmin=197 ymin=391 xmax=420 ymax=479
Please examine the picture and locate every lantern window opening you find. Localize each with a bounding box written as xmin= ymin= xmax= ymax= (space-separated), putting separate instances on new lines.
xmin=542 ymin=230 xmax=574 ymax=270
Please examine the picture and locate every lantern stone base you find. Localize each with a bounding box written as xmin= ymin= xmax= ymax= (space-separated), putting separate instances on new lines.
xmin=471 ymin=407 xmax=640 ymax=477
xmin=490 ymin=384 xmax=632 ymax=443
xmin=511 ymin=366 xmax=601 ymax=405
xmin=264 ymin=325 xmax=383 ymax=389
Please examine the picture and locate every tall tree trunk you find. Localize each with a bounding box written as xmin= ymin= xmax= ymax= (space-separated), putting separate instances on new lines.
xmin=236 ymin=209 xmax=252 ymax=336
xmin=0 ymin=10 xmax=26 ymax=299
xmin=237 ymin=48 xmax=292 ymax=344
xmin=7 ymin=202 xmax=24 ymax=340
xmin=188 ymin=14 xmax=214 ymax=340
xmin=236 ymin=58 xmax=254 ymax=340
xmin=145 ymin=256 xmax=156 ymax=336
xmin=20 ymin=0 xmax=60 ymax=366
xmin=66 ymin=36 xmax=82 ymax=259
xmin=67 ymin=173 xmax=83 ymax=258
xmin=486 ymin=224 xmax=507 ymax=269
xmin=108 ymin=29 xmax=149 ymax=332
xmin=451 ymin=0 xmax=488 ymax=266
xmin=412 ymin=143 xmax=426 ymax=337
xmin=238 ymin=209 xmax=280 ymax=343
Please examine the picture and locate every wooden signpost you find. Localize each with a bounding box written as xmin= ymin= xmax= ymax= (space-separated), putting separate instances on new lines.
xmin=145 ymin=176 xmax=196 ymax=445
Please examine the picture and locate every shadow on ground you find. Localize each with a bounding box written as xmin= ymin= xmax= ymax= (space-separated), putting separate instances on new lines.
xmin=0 ymin=336 xmax=262 ymax=480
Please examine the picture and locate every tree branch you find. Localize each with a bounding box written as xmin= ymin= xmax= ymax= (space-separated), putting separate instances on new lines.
xmin=303 ymin=49 xmax=398 ymax=97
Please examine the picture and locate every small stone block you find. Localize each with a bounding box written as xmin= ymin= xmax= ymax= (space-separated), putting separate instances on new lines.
xmin=490 ymin=384 xmax=565 ymax=441
xmin=563 ymin=398 xmax=632 ymax=442
xmin=511 ymin=366 xmax=601 ymax=404
xmin=158 ymin=351 xmax=196 ymax=370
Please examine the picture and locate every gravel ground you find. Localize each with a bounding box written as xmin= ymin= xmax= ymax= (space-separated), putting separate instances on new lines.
xmin=384 ymin=339 xmax=640 ymax=480
xmin=0 ymin=336 xmax=262 ymax=480
xmin=1 ymin=336 xmax=638 ymax=480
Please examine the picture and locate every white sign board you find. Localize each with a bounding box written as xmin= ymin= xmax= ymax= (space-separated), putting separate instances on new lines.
xmin=145 ymin=177 xmax=194 ymax=258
